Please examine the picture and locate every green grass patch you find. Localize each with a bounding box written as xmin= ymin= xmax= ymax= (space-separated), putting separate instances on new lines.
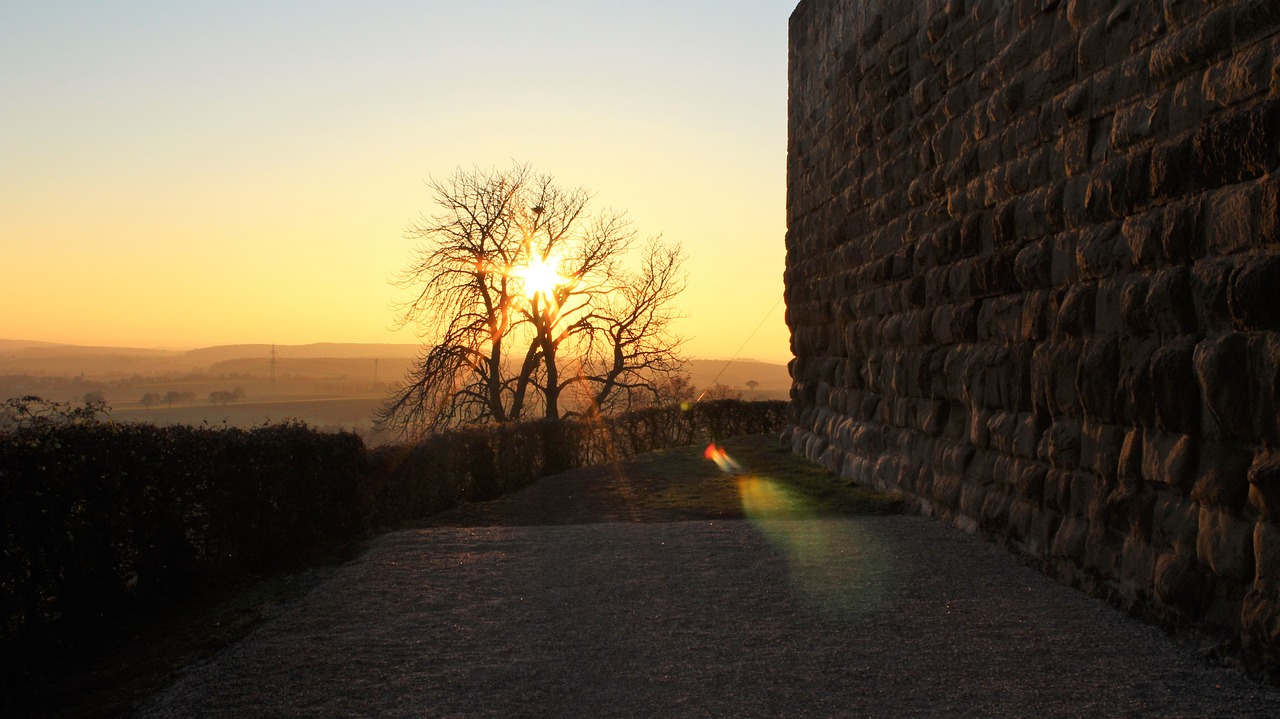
xmin=633 ymin=434 xmax=902 ymax=519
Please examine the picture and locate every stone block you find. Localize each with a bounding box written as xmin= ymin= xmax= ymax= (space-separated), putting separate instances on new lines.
xmin=1148 ymin=135 xmax=1193 ymax=200
xmin=1118 ymin=335 xmax=1159 ymax=427
xmin=1191 ymin=442 xmax=1254 ymax=514
xmin=1146 ymin=337 xmax=1202 ymax=434
xmin=1033 ymin=337 xmax=1083 ymax=416
xmin=1189 ymin=258 xmax=1234 ymax=334
xmin=1053 ymin=282 xmax=1096 ymax=337
xmin=1233 ymin=0 xmax=1280 ymax=44
xmin=1039 ymin=419 xmax=1084 ymax=470
xmin=1121 ymin=275 xmax=1153 ymax=335
xmin=980 ymin=490 xmax=1013 ymax=532
xmin=1117 ymin=427 xmax=1144 ymax=484
xmin=1083 ymin=523 xmax=1122 ymax=577
xmin=1259 ymin=172 xmax=1280 ymax=250
xmin=1257 ymin=520 xmax=1280 ymax=585
xmin=1094 ymin=277 xmax=1125 ymax=336
xmin=1014 ymin=411 xmax=1048 ymax=458
xmin=1051 ymin=515 xmax=1088 ymax=558
xmin=1166 ymin=72 xmax=1206 ymax=135
xmin=1044 ymin=467 xmax=1073 ymax=514
xmin=1153 ymin=492 xmax=1200 ymax=554
xmin=1015 ymin=238 xmax=1055 ymax=289
xmin=1119 ymin=535 xmax=1157 ymax=601
xmin=1076 ymin=224 xmax=1124 ymax=279
xmin=1111 ymin=96 xmax=1163 ymax=150
xmin=1142 ymin=430 xmax=1198 ymax=492
xmin=1069 ymin=469 xmax=1102 ymax=519
xmin=1229 ymin=255 xmax=1280 ymax=330
xmin=1076 ymin=337 xmax=1121 ymax=423
xmin=1122 ymin=211 xmax=1163 ymax=269
xmin=1145 ymin=267 xmax=1198 ymax=338
xmin=1197 ymin=506 xmax=1257 ymax=583
xmin=1159 ymin=197 xmax=1205 ymax=263
xmin=1249 ymin=451 xmax=1280 ymax=521
xmin=1201 ymin=43 xmax=1270 ymax=108
xmin=1081 ymin=421 xmax=1126 ymax=482
xmin=1247 ymin=332 xmax=1280 ymax=445
xmin=1206 ymin=184 xmax=1257 ymax=256
xmin=1154 ymin=551 xmax=1215 ymax=617
xmin=1241 ymin=587 xmax=1280 ymax=654
xmin=1148 ymin=7 xmax=1231 ymax=82
xmin=1193 ymin=332 xmax=1254 ymax=441
xmin=1190 ymin=98 xmax=1280 ymax=189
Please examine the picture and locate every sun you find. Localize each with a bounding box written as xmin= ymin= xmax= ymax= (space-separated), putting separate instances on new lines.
xmin=514 ymin=252 xmax=567 ymax=302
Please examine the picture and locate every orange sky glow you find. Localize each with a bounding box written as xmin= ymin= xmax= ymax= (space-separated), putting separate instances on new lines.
xmin=1 ymin=1 xmax=796 ymax=363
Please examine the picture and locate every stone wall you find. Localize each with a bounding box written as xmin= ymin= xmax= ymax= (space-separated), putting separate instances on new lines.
xmin=786 ymin=0 xmax=1280 ymax=664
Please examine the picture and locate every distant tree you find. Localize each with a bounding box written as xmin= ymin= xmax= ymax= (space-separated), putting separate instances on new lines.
xmin=83 ymin=390 xmax=106 ymax=405
xmin=700 ymin=383 xmax=742 ymax=401
xmin=378 ymin=164 xmax=687 ymax=438
xmin=638 ymin=372 xmax=698 ymax=409
xmin=745 ymin=379 xmax=760 ymax=398
xmin=208 ymin=389 xmax=244 ymax=406
xmin=140 ymin=392 xmax=161 ymax=408
xmin=163 ymin=390 xmax=197 ymax=408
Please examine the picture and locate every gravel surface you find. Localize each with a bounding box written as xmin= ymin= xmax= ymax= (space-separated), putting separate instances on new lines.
xmin=137 ymin=515 xmax=1280 ymax=718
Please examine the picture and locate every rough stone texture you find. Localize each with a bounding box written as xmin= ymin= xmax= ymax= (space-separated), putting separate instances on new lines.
xmin=788 ymin=0 xmax=1280 ymax=667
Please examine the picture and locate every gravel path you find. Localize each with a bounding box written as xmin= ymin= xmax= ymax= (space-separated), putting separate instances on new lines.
xmin=138 ymin=515 xmax=1280 ymax=718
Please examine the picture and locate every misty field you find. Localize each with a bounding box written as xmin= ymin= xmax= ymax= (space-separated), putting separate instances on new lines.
xmin=111 ymin=396 xmax=386 ymax=437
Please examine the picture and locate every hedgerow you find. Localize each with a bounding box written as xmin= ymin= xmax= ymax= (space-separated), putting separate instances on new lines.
xmin=1 ymin=396 xmax=787 ymax=665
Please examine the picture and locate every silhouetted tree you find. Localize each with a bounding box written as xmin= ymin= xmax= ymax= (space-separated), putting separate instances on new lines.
xmin=208 ymin=388 xmax=244 ymax=406
xmin=163 ymin=390 xmax=197 ymax=408
xmin=378 ymin=164 xmax=687 ymax=438
xmin=700 ymin=383 xmax=742 ymax=401
xmin=140 ymin=392 xmax=161 ymax=408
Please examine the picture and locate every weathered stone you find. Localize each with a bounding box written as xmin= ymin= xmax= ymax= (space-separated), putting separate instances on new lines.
xmin=1206 ymin=184 xmax=1256 ymax=256
xmin=1242 ymin=587 xmax=1280 ymax=653
xmin=1159 ymin=197 xmax=1205 ymax=263
xmin=1190 ymin=98 xmax=1280 ymax=189
xmin=788 ymin=0 xmax=1280 ymax=665
xmin=1080 ymin=421 xmax=1126 ymax=482
xmin=1248 ymin=451 xmax=1280 ymax=522
xmin=1201 ymin=43 xmax=1270 ymax=107
xmin=1119 ymin=535 xmax=1157 ymax=601
xmin=1190 ymin=442 xmax=1254 ymax=513
xmin=1142 ymin=431 xmax=1198 ymax=491
xmin=1153 ymin=492 xmax=1200 ymax=554
xmin=1077 ymin=337 xmax=1120 ymax=423
xmin=1149 ymin=7 xmax=1231 ymax=81
xmin=1154 ymin=552 xmax=1215 ymax=617
xmin=1189 ymin=258 xmax=1234 ymax=334
xmin=1146 ymin=337 xmax=1201 ymax=434
xmin=1039 ymin=419 xmax=1083 ymax=470
xmin=1197 ymin=507 xmax=1257 ymax=583
xmin=1193 ymin=332 xmax=1254 ymax=441
xmin=1229 ymin=255 xmax=1280 ymax=330
xmin=1145 ymin=267 xmax=1198 ymax=337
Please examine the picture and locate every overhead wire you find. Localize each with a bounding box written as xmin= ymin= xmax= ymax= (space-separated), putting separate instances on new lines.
xmin=695 ymin=295 xmax=785 ymax=402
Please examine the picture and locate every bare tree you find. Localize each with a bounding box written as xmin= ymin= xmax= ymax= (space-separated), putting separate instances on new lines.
xmin=378 ymin=164 xmax=687 ymax=438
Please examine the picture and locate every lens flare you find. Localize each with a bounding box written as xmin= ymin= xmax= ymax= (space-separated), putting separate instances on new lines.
xmin=737 ymin=474 xmax=890 ymax=618
xmin=704 ymin=442 xmax=741 ymax=473
xmin=514 ymin=253 xmax=566 ymax=302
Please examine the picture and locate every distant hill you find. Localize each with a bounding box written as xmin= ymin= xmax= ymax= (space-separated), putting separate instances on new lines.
xmin=183 ymin=343 xmax=422 ymax=365
xmin=686 ymin=358 xmax=790 ymax=394
xmin=0 ymin=340 xmax=792 ymax=397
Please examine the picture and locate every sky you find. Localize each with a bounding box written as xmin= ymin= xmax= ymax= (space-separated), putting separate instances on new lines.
xmin=1 ymin=1 xmax=797 ymax=363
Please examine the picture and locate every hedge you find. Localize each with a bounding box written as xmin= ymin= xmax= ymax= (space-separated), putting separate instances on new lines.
xmin=1 ymin=397 xmax=787 ymax=664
